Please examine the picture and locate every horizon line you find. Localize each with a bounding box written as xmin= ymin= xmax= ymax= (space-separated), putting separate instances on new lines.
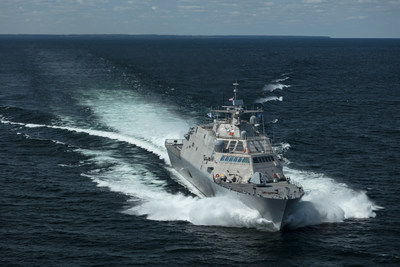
xmin=0 ymin=34 xmax=399 ymax=39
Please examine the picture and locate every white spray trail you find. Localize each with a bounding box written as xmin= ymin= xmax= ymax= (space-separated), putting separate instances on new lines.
xmin=255 ymin=96 xmax=283 ymax=104
xmin=78 ymin=89 xmax=191 ymax=161
xmin=284 ymin=167 xmax=381 ymax=229
xmin=263 ymin=83 xmax=291 ymax=92
xmin=76 ymin=147 xmax=274 ymax=230
xmin=272 ymin=76 xmax=290 ymax=83
xmin=256 ymin=76 xmax=289 ymax=104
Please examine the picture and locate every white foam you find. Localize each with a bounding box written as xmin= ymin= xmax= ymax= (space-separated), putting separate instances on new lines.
xmin=255 ymin=96 xmax=283 ymax=104
xmin=272 ymin=77 xmax=290 ymax=83
xmin=16 ymin=120 xmax=167 ymax=158
xmin=283 ymin=167 xmax=382 ymax=229
xmin=128 ymin=195 xmax=274 ymax=229
xmin=263 ymin=83 xmax=291 ymax=92
xmin=78 ymin=88 xmax=191 ymax=161
xmin=273 ymin=142 xmax=291 ymax=154
xmin=1 ymin=115 xmax=167 ymax=159
xmin=76 ymin=147 xmax=275 ymax=230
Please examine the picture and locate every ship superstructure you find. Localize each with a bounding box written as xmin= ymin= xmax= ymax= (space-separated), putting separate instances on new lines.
xmin=165 ymin=83 xmax=303 ymax=230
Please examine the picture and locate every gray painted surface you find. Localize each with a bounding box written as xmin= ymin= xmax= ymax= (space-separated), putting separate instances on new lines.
xmin=165 ymin=84 xmax=304 ymax=230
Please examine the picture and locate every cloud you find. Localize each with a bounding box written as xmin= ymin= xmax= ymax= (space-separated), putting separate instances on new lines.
xmin=113 ymin=6 xmax=132 ymax=12
xmin=178 ymin=5 xmax=205 ymax=13
xmin=0 ymin=0 xmax=399 ymax=37
xmin=178 ymin=5 xmax=203 ymax=10
xmin=346 ymin=15 xmax=367 ymax=20
xmin=303 ymin=0 xmax=326 ymax=3
xmin=357 ymin=0 xmax=378 ymax=3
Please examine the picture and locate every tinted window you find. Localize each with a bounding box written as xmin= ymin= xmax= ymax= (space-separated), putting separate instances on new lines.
xmin=235 ymin=141 xmax=244 ymax=152
xmin=229 ymin=141 xmax=237 ymax=151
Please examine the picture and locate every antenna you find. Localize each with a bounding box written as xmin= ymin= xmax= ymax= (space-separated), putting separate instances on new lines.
xmin=222 ymin=90 xmax=225 ymax=108
xmin=233 ymin=82 xmax=239 ymax=100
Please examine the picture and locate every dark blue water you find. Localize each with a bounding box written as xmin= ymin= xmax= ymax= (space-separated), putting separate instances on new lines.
xmin=1 ymin=35 xmax=399 ymax=265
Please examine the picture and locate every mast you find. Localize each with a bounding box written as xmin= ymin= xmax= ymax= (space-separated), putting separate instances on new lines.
xmin=233 ymin=82 xmax=239 ymax=101
xmin=211 ymin=82 xmax=262 ymax=115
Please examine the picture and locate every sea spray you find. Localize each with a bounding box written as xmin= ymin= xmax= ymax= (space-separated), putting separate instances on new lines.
xmin=78 ymin=147 xmax=275 ymax=229
xmin=283 ymin=167 xmax=381 ymax=229
xmin=263 ymin=83 xmax=291 ymax=92
xmin=255 ymin=96 xmax=283 ymax=104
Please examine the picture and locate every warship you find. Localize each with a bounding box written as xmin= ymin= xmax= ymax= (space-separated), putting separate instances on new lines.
xmin=165 ymin=83 xmax=304 ymax=230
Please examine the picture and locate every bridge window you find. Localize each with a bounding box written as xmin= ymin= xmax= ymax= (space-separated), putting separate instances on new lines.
xmin=235 ymin=141 xmax=244 ymax=152
xmin=219 ymin=155 xmax=250 ymax=164
xmin=252 ymin=155 xmax=275 ymax=164
xmin=242 ymin=157 xmax=250 ymax=164
xmin=248 ymin=140 xmax=269 ymax=152
xmin=229 ymin=141 xmax=237 ymax=152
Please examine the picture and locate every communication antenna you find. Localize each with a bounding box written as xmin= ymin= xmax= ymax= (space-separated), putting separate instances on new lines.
xmin=233 ymin=82 xmax=239 ymax=100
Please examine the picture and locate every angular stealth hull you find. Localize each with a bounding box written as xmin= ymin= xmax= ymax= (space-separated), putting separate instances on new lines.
xmin=165 ymin=82 xmax=303 ymax=231
xmin=166 ymin=145 xmax=300 ymax=230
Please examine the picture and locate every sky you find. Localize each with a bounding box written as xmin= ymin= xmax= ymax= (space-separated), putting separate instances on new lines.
xmin=0 ymin=0 xmax=399 ymax=38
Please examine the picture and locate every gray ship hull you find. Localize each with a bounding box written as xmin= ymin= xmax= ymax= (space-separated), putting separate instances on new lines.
xmin=167 ymin=146 xmax=299 ymax=230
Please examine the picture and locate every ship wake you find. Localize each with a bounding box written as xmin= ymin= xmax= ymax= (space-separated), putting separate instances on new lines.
xmin=0 ymin=84 xmax=381 ymax=231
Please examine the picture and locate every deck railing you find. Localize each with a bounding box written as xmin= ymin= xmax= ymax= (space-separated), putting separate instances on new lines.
xmin=165 ymin=139 xmax=184 ymax=145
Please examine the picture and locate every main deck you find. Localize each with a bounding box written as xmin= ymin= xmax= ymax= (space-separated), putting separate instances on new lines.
xmin=215 ymin=179 xmax=303 ymax=200
xmin=165 ymin=139 xmax=184 ymax=159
